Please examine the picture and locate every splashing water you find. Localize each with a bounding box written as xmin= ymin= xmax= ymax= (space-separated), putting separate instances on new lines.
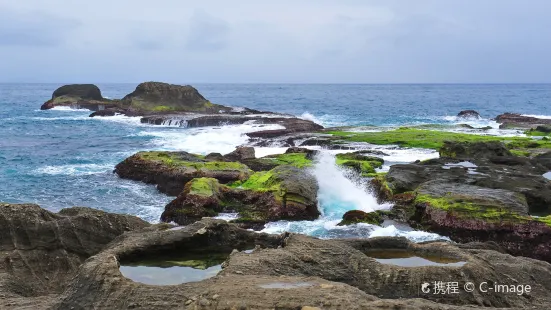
xmin=262 ymin=151 xmax=446 ymax=242
xmin=314 ymin=151 xmax=382 ymax=216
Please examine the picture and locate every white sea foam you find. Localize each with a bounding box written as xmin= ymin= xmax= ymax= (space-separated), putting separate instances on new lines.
xmin=138 ymin=123 xmax=285 ymax=154
xmin=49 ymin=106 xmax=92 ymax=112
xmin=30 ymin=116 xmax=91 ymax=121
xmin=300 ymin=112 xmax=323 ymax=125
xmin=522 ymin=114 xmax=551 ymax=119
xmin=94 ymin=114 xmax=143 ymax=126
xmin=35 ymin=163 xmax=113 ymax=176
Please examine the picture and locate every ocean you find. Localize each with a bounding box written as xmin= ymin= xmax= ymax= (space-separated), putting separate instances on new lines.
xmin=1 ymin=83 xmax=550 ymax=240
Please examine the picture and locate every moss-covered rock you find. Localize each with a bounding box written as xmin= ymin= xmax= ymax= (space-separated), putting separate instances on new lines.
xmin=326 ymin=128 xmax=551 ymax=153
xmin=335 ymin=152 xmax=384 ymax=176
xmin=161 ymin=165 xmax=320 ymax=228
xmin=120 ymin=82 xmax=227 ymax=113
xmin=115 ymin=151 xmax=253 ymax=196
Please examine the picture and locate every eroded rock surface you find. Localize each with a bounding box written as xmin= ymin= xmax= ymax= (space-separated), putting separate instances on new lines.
xmin=0 ymin=203 xmax=149 ymax=308
xmin=49 ymin=219 xmax=551 ymax=309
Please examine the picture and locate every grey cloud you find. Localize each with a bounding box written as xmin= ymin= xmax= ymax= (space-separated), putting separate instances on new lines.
xmin=0 ymin=7 xmax=80 ymax=47
xmin=185 ymin=10 xmax=230 ymax=52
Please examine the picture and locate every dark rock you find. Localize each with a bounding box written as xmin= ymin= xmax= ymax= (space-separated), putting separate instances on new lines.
xmin=89 ymin=109 xmax=118 ymax=117
xmin=338 ymin=210 xmax=384 ymax=226
xmin=120 ymin=82 xmax=220 ymax=113
xmin=204 ymin=153 xmax=225 ymax=162
xmin=536 ymin=125 xmax=551 ymax=133
xmin=223 ymin=147 xmax=256 ymax=161
xmin=535 ymin=151 xmax=551 ymax=170
xmin=457 ymin=110 xmax=481 ymax=119
xmin=41 ymin=84 xmax=110 ymax=110
xmin=495 ymin=112 xmax=551 ymax=129
xmin=52 ymin=84 xmax=103 ymax=101
xmin=0 ymin=203 xmax=148 ymax=302
xmin=439 ymin=141 xmax=512 ymax=159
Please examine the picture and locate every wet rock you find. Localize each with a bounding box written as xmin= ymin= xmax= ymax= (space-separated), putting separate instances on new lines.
xmin=335 ymin=152 xmax=384 ymax=176
xmin=338 ymin=210 xmax=384 ymax=226
xmin=0 ymin=203 xmax=148 ymax=304
xmin=457 ymin=110 xmax=481 ymax=119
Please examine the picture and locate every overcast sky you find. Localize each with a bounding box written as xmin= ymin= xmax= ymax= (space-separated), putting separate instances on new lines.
xmin=1 ymin=0 xmax=550 ymax=83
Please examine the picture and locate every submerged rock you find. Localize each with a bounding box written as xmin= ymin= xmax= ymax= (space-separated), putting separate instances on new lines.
xmin=338 ymin=210 xmax=384 ymax=226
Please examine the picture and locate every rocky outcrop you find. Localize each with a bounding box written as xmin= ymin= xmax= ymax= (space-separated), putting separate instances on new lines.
xmin=0 ymin=203 xmax=148 ymax=308
xmin=335 ymin=152 xmax=384 ymax=176
xmin=50 ymin=219 xmax=551 ymax=309
xmin=119 ymin=82 xmax=229 ymax=114
xmin=338 ymin=210 xmax=384 ymax=226
xmin=115 ymin=151 xmax=253 ymax=196
xmin=496 ymin=112 xmax=551 ymax=129
xmin=40 ymin=84 xmax=113 ymax=110
xmin=457 ymin=110 xmax=481 ymax=119
xmin=439 ymin=140 xmax=512 ymax=159
xmin=142 ymin=114 xmax=324 ymax=138
xmin=161 ymin=164 xmax=320 ymax=228
xmin=365 ymin=141 xmax=551 ymax=262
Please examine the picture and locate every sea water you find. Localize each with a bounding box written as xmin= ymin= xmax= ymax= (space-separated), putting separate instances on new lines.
xmin=1 ymin=83 xmax=550 ymax=240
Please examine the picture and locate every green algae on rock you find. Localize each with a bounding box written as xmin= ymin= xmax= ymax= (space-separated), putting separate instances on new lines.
xmin=115 ymin=151 xmax=253 ymax=196
xmin=326 ymin=128 xmax=551 ymax=154
xmin=162 ymin=165 xmax=320 ymax=227
xmin=335 ymin=152 xmax=384 ymax=176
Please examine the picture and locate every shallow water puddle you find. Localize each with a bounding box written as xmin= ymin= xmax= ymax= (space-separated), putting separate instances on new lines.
xmin=120 ymin=252 xmax=230 ymax=285
xmin=544 ymin=172 xmax=551 ymax=180
xmin=365 ymin=250 xmax=466 ymax=267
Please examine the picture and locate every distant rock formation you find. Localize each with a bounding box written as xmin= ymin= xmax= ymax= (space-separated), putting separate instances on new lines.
xmin=457 ymin=110 xmax=481 ymax=119
xmin=40 ymin=84 xmax=111 ymax=110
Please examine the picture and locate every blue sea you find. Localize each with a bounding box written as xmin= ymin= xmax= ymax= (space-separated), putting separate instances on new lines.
xmin=1 ymin=83 xmax=550 ymax=239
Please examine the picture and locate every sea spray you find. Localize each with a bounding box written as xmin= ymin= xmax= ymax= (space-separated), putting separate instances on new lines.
xmin=313 ymin=151 xmax=383 ymax=216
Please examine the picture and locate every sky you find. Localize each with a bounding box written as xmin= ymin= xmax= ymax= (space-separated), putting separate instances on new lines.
xmin=1 ymin=0 xmax=550 ymax=83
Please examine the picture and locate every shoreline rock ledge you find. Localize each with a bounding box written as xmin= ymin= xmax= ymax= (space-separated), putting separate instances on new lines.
xmin=4 ymin=203 xmax=551 ymax=309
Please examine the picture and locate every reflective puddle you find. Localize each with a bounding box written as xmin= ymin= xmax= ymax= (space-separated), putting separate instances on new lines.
xmin=119 ymin=252 xmax=229 ymax=285
xmin=544 ymin=172 xmax=551 ymax=180
xmin=365 ymin=250 xmax=466 ymax=267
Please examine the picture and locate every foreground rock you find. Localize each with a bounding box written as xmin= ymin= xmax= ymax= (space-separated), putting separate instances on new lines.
xmin=0 ymin=203 xmax=149 ymax=308
xmin=365 ymin=141 xmax=551 ymax=262
xmin=40 ymin=84 xmax=113 ymax=110
xmin=50 ymin=219 xmax=551 ymax=309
